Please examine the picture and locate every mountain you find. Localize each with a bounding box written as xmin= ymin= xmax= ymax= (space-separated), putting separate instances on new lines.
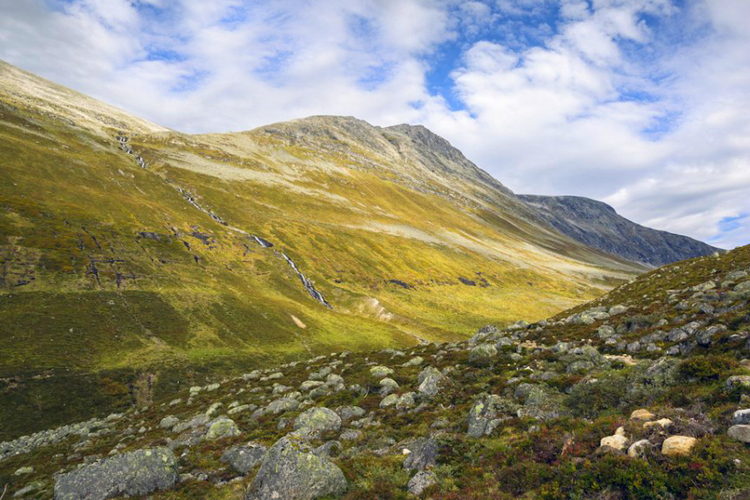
xmin=518 ymin=194 xmax=720 ymax=267
xmin=2 ymin=240 xmax=748 ymax=498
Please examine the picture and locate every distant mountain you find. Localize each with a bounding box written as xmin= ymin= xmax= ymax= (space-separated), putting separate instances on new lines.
xmin=518 ymin=194 xmax=720 ymax=266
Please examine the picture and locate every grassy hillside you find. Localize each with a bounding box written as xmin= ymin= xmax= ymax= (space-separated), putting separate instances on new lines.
xmin=0 ymin=60 xmax=642 ymax=439
xmin=0 ymin=243 xmax=747 ymax=499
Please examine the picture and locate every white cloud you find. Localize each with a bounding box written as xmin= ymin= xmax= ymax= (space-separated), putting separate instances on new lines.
xmin=0 ymin=0 xmax=748 ymax=248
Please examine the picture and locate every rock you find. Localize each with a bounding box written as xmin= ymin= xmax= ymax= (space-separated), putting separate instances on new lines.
xmin=54 ymin=447 xmax=177 ymax=500
xmin=468 ymin=343 xmax=497 ymax=366
xmin=609 ymin=305 xmax=628 ymax=316
xmin=293 ymin=407 xmax=342 ymax=436
xmin=335 ymin=406 xmax=366 ymax=422
xmin=661 ymin=436 xmax=697 ymax=456
xmin=262 ymin=397 xmax=300 ymax=416
xmin=467 ymin=395 xmax=517 ymax=438
xmin=403 ymin=356 xmax=424 ymax=367
xmin=417 ymin=366 xmax=446 ymax=397
xmin=516 ymin=385 xmax=567 ymax=421
xmin=340 ymin=429 xmax=362 ymax=441
xmin=370 ymin=366 xmax=394 ymax=379
xmin=733 ymin=409 xmax=750 ymax=425
xmin=221 ymin=443 xmax=267 ymax=474
xmin=727 ymin=376 xmax=750 ymax=389
xmin=300 ymin=380 xmax=325 ymax=391
xmin=245 ymin=436 xmax=347 ymax=500
xmin=600 ymin=426 xmax=628 ymax=451
xmin=630 ymin=409 xmax=655 ymax=421
xmin=407 ymin=470 xmax=437 ymax=496
xmin=380 ymin=394 xmax=399 ymax=408
xmin=379 ymin=377 xmax=399 ymax=396
xmin=728 ymin=425 xmax=750 ymax=443
xmin=313 ymin=440 xmax=342 ymax=458
xmin=643 ymin=418 xmax=673 ymax=431
xmin=395 ymin=392 xmax=417 ymax=410
xmin=403 ymin=438 xmax=439 ymax=471
xmin=12 ymin=480 xmax=44 ymax=498
xmin=159 ymin=415 xmax=179 ymax=430
xmin=627 ymin=439 xmax=654 ymax=458
xmin=206 ymin=417 xmax=241 ymax=440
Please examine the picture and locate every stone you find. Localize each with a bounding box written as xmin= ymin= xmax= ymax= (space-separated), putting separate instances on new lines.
xmin=727 ymin=376 xmax=750 ymax=389
xmin=339 ymin=429 xmax=362 ymax=441
xmin=600 ymin=427 xmax=628 ymax=451
xmin=609 ymin=305 xmax=628 ymax=316
xmin=468 ymin=343 xmax=497 ymax=366
xmin=417 ymin=367 xmax=446 ymax=397
xmin=380 ymin=394 xmax=399 ymax=408
xmin=370 ymin=366 xmax=394 ymax=379
xmin=467 ymin=395 xmax=516 ymax=438
xmin=630 ymin=409 xmax=655 ymax=421
xmin=403 ymin=356 xmax=424 ymax=367
xmin=54 ymin=447 xmax=177 ymax=500
xmin=403 ymin=438 xmax=439 ymax=471
xmin=661 ymin=436 xmax=697 ymax=456
xmin=335 ymin=406 xmax=366 ymax=422
xmin=643 ymin=418 xmax=673 ymax=431
xmin=159 ymin=416 xmax=179 ymax=430
xmin=407 ymin=470 xmax=437 ymax=496
xmin=221 ymin=443 xmax=267 ymax=474
xmin=245 ymin=436 xmax=347 ymax=500
xmin=293 ymin=407 xmax=342 ymax=436
xmin=627 ymin=439 xmax=654 ymax=458
xmin=395 ymin=392 xmax=417 ymax=410
xmin=728 ymin=425 xmax=750 ymax=443
xmin=379 ymin=377 xmax=399 ymax=396
xmin=733 ymin=409 xmax=750 ymax=425
xmin=300 ymin=380 xmax=325 ymax=391
xmin=14 ymin=466 xmax=33 ymax=475
xmin=206 ymin=417 xmax=241 ymax=440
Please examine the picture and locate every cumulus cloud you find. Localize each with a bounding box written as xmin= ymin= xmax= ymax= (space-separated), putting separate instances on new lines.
xmin=0 ymin=0 xmax=748 ymax=248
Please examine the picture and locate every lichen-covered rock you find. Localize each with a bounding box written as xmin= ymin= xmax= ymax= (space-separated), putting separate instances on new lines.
xmin=335 ymin=406 xmax=366 ymax=422
xmin=403 ymin=437 xmax=438 ymax=471
xmin=293 ymin=407 xmax=341 ymax=436
xmin=370 ymin=366 xmax=394 ymax=379
xmin=221 ymin=443 xmax=267 ymax=474
xmin=726 ymin=376 xmax=750 ymax=389
xmin=407 ymin=470 xmax=437 ymax=496
xmin=417 ymin=366 xmax=446 ymax=397
xmin=206 ymin=417 xmax=240 ymax=440
xmin=627 ymin=439 xmax=654 ymax=458
xmin=516 ymin=385 xmax=567 ymax=421
xmin=379 ymin=377 xmax=399 ymax=396
xmin=54 ymin=447 xmax=177 ymax=500
xmin=467 ymin=395 xmax=517 ymax=437
xmin=733 ymin=409 xmax=750 ymax=425
xmin=630 ymin=409 xmax=655 ymax=421
xmin=245 ymin=436 xmax=347 ymax=500
xmin=661 ymin=436 xmax=697 ymax=456
xmin=159 ymin=415 xmax=179 ymax=430
xmin=468 ymin=343 xmax=497 ymax=367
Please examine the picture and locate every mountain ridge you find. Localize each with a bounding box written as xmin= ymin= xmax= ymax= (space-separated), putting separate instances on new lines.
xmin=519 ymin=194 xmax=720 ymax=267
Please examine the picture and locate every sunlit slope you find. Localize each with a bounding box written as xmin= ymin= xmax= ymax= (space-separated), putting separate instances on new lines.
xmin=0 ymin=60 xmax=642 ymax=436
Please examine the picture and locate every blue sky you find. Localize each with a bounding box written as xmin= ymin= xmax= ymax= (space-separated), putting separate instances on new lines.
xmin=1 ymin=0 xmax=749 ymax=248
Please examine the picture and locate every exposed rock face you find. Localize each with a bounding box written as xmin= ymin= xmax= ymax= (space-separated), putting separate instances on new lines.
xmin=518 ymin=195 xmax=719 ymax=266
xmin=245 ymin=436 xmax=347 ymax=500
xmin=53 ymin=447 xmax=177 ymax=500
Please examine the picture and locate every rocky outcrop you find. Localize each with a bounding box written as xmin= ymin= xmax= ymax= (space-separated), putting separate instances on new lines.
xmin=518 ymin=194 xmax=719 ymax=266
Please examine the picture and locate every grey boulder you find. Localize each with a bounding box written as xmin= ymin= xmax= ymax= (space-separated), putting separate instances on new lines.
xmin=54 ymin=447 xmax=177 ymax=500
xmin=221 ymin=443 xmax=267 ymax=474
xmin=245 ymin=436 xmax=347 ymax=500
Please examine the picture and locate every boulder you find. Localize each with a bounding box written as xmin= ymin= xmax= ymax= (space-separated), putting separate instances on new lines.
xmin=630 ymin=409 xmax=655 ymax=421
xmin=221 ymin=443 xmax=268 ymax=474
xmin=159 ymin=415 xmax=179 ymax=430
xmin=643 ymin=418 xmax=673 ymax=431
xmin=370 ymin=366 xmax=394 ymax=379
xmin=726 ymin=376 xmax=750 ymax=389
xmin=206 ymin=417 xmax=241 ymax=440
xmin=403 ymin=437 xmax=439 ymax=471
xmin=467 ymin=395 xmax=517 ymax=437
xmin=661 ymin=436 xmax=697 ymax=456
xmin=733 ymin=409 xmax=750 ymax=425
xmin=407 ymin=470 xmax=437 ymax=496
xmin=54 ymin=447 xmax=177 ymax=500
xmin=379 ymin=378 xmax=400 ymax=396
xmin=728 ymin=425 xmax=750 ymax=443
xmin=293 ymin=408 xmax=342 ymax=437
xmin=468 ymin=344 xmax=497 ymax=367
xmin=627 ymin=439 xmax=654 ymax=458
xmin=600 ymin=427 xmax=628 ymax=452
xmin=417 ymin=367 xmax=446 ymax=397
xmin=245 ymin=436 xmax=347 ymax=500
